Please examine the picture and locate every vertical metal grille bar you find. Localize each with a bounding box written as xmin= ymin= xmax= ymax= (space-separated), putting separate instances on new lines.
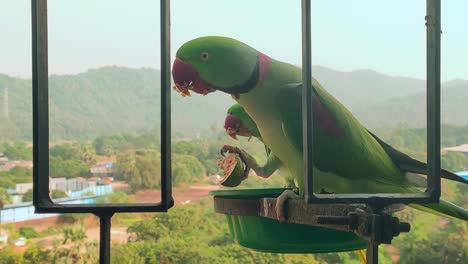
xmin=31 ymin=0 xmax=52 ymax=208
xmin=98 ymin=214 xmax=113 ymax=264
xmin=366 ymin=242 xmax=379 ymax=264
xmin=301 ymin=0 xmax=314 ymax=203
xmin=426 ymin=0 xmax=441 ymax=201
xmin=160 ymin=0 xmax=173 ymax=210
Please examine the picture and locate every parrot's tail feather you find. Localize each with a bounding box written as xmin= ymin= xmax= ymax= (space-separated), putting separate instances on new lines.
xmin=356 ymin=250 xmax=367 ymax=264
xmin=409 ymin=200 xmax=468 ymax=221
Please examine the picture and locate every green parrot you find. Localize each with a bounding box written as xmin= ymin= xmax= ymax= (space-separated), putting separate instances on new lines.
xmin=224 ymin=103 xmax=296 ymax=187
xmin=172 ymin=36 xmax=468 ymax=221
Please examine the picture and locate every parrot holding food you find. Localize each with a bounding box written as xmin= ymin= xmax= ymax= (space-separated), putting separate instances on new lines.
xmin=172 ymin=36 xmax=468 ymax=221
xmin=224 ymin=103 xmax=296 ymax=187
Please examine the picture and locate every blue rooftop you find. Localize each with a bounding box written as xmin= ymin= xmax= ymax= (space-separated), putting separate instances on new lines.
xmin=455 ymin=171 xmax=468 ymax=180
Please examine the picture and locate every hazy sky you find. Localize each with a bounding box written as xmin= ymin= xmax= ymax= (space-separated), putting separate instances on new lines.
xmin=1 ymin=0 xmax=467 ymax=81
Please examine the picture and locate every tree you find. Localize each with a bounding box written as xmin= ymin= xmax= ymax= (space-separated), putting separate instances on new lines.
xmin=115 ymin=151 xmax=161 ymax=191
xmin=115 ymin=153 xmax=137 ymax=181
xmin=23 ymin=245 xmax=51 ymax=263
xmin=50 ymin=143 xmax=81 ymax=160
xmin=0 ymin=166 xmax=32 ymax=184
xmin=80 ymin=143 xmax=97 ymax=164
xmin=19 ymin=227 xmax=38 ymax=239
xmin=134 ymin=151 xmax=161 ymax=190
xmin=2 ymin=141 xmax=32 ymax=160
xmin=51 ymin=189 xmax=68 ymax=199
xmin=0 ymin=187 xmax=12 ymax=209
xmin=62 ymin=225 xmax=87 ymax=244
xmin=49 ymin=156 xmax=90 ymax=178
xmin=96 ymin=191 xmax=134 ymax=204
xmin=172 ymin=154 xmax=205 ymax=185
xmin=22 ymin=189 xmax=33 ymax=202
xmin=442 ymin=152 xmax=468 ymax=172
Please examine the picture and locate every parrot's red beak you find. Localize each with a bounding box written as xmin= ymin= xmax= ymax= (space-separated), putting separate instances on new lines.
xmin=227 ymin=131 xmax=238 ymax=140
xmin=172 ymin=58 xmax=216 ymax=96
xmin=224 ymin=114 xmax=242 ymax=140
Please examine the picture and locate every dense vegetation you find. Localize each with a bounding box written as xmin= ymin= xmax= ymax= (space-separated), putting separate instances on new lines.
xmin=0 ymin=68 xmax=233 ymax=140
xmin=0 ymin=124 xmax=466 ymax=263
xmin=0 ymin=189 xmax=465 ymax=263
xmin=1 ymin=67 xmax=468 ymax=141
xmin=0 ymin=66 xmax=467 ymax=263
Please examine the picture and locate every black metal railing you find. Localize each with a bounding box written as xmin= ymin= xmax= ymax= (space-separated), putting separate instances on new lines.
xmin=302 ymin=0 xmax=441 ymax=205
xmin=301 ymin=0 xmax=441 ymax=263
xmin=31 ymin=1 xmax=173 ymax=263
xmin=31 ymin=0 xmax=441 ymax=263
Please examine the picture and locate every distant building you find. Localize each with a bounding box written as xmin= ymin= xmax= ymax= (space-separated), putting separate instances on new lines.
xmin=455 ymin=171 xmax=468 ymax=180
xmin=443 ymin=144 xmax=468 ymax=153
xmin=15 ymin=177 xmax=99 ymax=196
xmin=0 ymin=160 xmax=33 ymax=171
xmin=6 ymin=189 xmax=22 ymax=204
xmin=16 ymin=183 xmax=33 ymax=195
xmin=90 ymin=162 xmax=114 ymax=176
xmin=16 ymin=160 xmax=33 ymax=169
xmin=52 ymin=177 xmax=96 ymax=192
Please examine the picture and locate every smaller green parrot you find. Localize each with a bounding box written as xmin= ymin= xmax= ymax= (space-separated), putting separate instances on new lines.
xmin=224 ymin=104 xmax=261 ymax=141
xmin=223 ymin=104 xmax=296 ymax=187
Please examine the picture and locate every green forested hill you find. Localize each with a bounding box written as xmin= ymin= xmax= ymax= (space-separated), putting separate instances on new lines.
xmin=0 ymin=67 xmax=232 ymax=140
xmin=0 ymin=73 xmax=31 ymax=139
xmin=312 ymin=66 xmax=426 ymax=111
xmin=0 ymin=66 xmax=467 ymax=140
xmin=357 ymin=80 xmax=468 ymax=128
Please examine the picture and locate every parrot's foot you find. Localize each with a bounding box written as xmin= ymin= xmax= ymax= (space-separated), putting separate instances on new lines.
xmin=220 ymin=145 xmax=250 ymax=180
xmin=284 ymin=182 xmax=297 ymax=188
xmin=275 ymin=189 xmax=299 ymax=223
xmin=284 ymin=178 xmax=297 ymax=188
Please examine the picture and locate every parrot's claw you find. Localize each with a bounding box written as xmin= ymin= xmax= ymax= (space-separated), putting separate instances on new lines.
xmin=220 ymin=145 xmax=240 ymax=157
xmin=275 ymin=189 xmax=299 ymax=223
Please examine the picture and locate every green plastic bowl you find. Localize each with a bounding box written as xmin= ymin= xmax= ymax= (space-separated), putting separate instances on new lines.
xmin=210 ymin=188 xmax=366 ymax=253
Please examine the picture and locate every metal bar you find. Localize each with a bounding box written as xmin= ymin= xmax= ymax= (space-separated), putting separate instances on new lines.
xmin=31 ymin=0 xmax=172 ymax=213
xmin=30 ymin=1 xmax=174 ymax=262
xmin=160 ymin=0 xmax=173 ymax=210
xmin=366 ymin=242 xmax=379 ymax=264
xmin=301 ymin=0 xmax=314 ymax=203
xmin=213 ymin=197 xmax=260 ymax=216
xmin=31 ymin=0 xmax=53 ymax=209
xmin=302 ymin=0 xmax=442 ymax=208
xmin=426 ymin=0 xmax=442 ymax=202
xmin=213 ymin=197 xmax=368 ymax=231
xmin=302 ymin=192 xmax=431 ymax=205
xmin=33 ymin=203 xmax=168 ymax=213
xmin=97 ymin=213 xmax=113 ymax=264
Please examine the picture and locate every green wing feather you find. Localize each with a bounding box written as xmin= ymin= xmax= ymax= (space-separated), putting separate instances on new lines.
xmin=410 ymin=201 xmax=468 ymax=221
xmin=274 ymin=82 xmax=406 ymax=187
xmin=273 ymin=81 xmax=468 ymax=220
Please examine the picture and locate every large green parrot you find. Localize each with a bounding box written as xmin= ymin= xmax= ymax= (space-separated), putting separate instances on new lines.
xmin=172 ymin=36 xmax=468 ymax=221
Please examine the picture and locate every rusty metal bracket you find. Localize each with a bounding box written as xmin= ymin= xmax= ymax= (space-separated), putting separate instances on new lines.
xmin=214 ymin=196 xmax=411 ymax=263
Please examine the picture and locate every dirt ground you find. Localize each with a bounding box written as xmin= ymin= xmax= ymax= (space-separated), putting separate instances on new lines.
xmin=135 ymin=184 xmax=220 ymax=204
xmin=9 ymin=184 xmax=221 ymax=251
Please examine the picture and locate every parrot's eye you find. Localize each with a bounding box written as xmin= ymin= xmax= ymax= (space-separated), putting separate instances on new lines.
xmin=200 ymin=51 xmax=210 ymax=61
